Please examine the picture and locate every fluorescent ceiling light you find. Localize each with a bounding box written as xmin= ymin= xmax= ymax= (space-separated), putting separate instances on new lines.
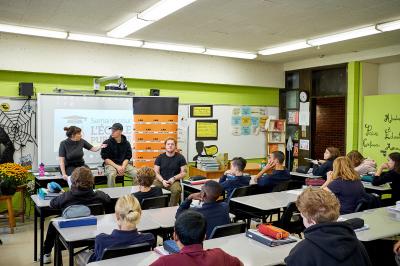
xmin=376 ymin=19 xmax=400 ymax=32
xmin=0 ymin=23 xmax=67 ymax=39
xmin=108 ymin=0 xmax=197 ymax=38
xmin=68 ymin=33 xmax=143 ymax=47
xmin=204 ymin=49 xmax=257 ymax=59
xmin=107 ymin=15 xmax=153 ymax=38
xmin=139 ymin=0 xmax=197 ymax=21
xmin=307 ymin=26 xmax=380 ymax=46
xmin=259 ymin=41 xmax=311 ymax=55
xmin=143 ymin=42 xmax=205 ymax=53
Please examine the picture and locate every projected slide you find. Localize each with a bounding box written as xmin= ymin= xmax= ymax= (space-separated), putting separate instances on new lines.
xmin=54 ymin=109 xmax=133 ymax=152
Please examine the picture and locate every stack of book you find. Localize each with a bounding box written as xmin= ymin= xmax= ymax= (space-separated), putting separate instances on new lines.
xmin=38 ymin=188 xmax=60 ymax=200
xmin=197 ymin=157 xmax=220 ymax=171
xmin=246 ymin=229 xmax=297 ymax=247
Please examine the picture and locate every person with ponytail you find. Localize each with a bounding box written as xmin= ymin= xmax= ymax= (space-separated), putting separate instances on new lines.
xmin=59 ymin=126 xmax=107 ymax=179
xmin=372 ymin=152 xmax=400 ymax=203
xmin=86 ymin=195 xmax=155 ymax=263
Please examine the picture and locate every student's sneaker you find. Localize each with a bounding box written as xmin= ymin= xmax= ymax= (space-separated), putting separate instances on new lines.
xmin=43 ymin=253 xmax=52 ymax=264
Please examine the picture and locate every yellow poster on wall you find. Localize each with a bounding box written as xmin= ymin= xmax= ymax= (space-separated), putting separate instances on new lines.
xmin=195 ymin=120 xmax=218 ymax=140
xmin=190 ymin=105 xmax=213 ymax=117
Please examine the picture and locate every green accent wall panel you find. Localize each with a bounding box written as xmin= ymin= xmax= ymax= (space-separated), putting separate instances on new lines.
xmin=346 ymin=62 xmax=361 ymax=153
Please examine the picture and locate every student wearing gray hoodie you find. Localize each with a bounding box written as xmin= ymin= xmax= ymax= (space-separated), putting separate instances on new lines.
xmin=347 ymin=150 xmax=376 ymax=176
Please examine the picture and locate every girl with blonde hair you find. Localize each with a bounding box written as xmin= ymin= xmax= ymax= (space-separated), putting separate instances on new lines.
xmin=322 ymin=156 xmax=366 ymax=214
xmin=85 ymin=195 xmax=155 ymax=263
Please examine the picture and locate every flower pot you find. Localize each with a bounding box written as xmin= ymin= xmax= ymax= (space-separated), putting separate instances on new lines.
xmin=0 ymin=179 xmax=17 ymax=195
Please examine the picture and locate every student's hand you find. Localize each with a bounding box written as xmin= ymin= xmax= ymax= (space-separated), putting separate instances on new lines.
xmin=224 ymin=170 xmax=233 ymax=175
xmin=380 ymin=162 xmax=389 ymax=170
xmin=62 ymin=174 xmax=68 ymax=180
xmin=394 ymin=240 xmax=400 ymax=254
xmin=318 ymin=160 xmax=326 ymax=164
xmin=162 ymin=180 xmax=171 ymax=188
xmin=311 ymin=160 xmax=319 ymax=165
xmin=326 ymin=171 xmax=333 ymax=181
xmin=100 ymin=144 xmax=107 ymax=149
xmin=266 ymin=161 xmax=276 ymax=169
xmin=188 ymin=192 xmax=201 ymax=201
xmin=167 ymin=177 xmax=175 ymax=184
xmin=116 ymin=165 xmax=124 ymax=175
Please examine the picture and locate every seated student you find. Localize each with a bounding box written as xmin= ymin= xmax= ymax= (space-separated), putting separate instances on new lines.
xmin=347 ymin=150 xmax=376 ymax=176
xmin=284 ymin=188 xmax=371 ymax=266
xmin=312 ymin=146 xmax=340 ymax=179
xmin=132 ymin=167 xmax=163 ymax=205
xmin=321 ymin=157 xmax=366 ymax=214
xmin=219 ymin=157 xmax=250 ymax=199
xmin=254 ymin=151 xmax=290 ymax=192
xmin=176 ymin=180 xmax=230 ymax=238
xmin=150 ymin=210 xmax=243 ymax=266
xmin=394 ymin=240 xmax=400 ymax=265
xmin=372 ymin=152 xmax=400 ymax=203
xmin=84 ymin=195 xmax=155 ymax=264
xmin=43 ymin=167 xmax=112 ymax=264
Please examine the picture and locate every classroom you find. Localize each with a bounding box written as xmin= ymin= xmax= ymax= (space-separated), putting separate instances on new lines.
xmin=0 ymin=1 xmax=399 ymax=265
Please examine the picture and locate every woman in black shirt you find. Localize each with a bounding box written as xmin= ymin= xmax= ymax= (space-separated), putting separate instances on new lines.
xmin=133 ymin=167 xmax=162 ymax=205
xmin=312 ymin=147 xmax=340 ymax=179
xmin=59 ymin=126 xmax=106 ymax=179
xmin=372 ymin=152 xmax=400 ymax=203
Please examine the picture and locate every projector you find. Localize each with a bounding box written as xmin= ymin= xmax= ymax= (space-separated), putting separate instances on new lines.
xmin=105 ymin=83 xmax=127 ymax=91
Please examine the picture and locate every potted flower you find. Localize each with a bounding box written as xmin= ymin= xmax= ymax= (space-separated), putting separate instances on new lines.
xmin=0 ymin=163 xmax=29 ymax=195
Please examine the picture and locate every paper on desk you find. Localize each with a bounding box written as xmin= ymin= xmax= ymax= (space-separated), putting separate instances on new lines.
xmin=286 ymin=190 xmax=303 ymax=196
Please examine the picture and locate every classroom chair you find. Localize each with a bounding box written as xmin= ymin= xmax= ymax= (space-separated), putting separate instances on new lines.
xmin=355 ymin=193 xmax=381 ymax=212
xmin=209 ymin=221 xmax=247 ymax=239
xmin=87 ymin=203 xmax=105 ymax=215
xmin=141 ymin=195 xmax=169 ymax=210
xmin=272 ymin=202 xmax=304 ymax=238
xmin=101 ymin=242 xmax=153 ymax=260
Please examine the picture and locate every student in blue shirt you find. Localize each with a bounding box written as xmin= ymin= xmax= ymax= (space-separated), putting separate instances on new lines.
xmin=219 ymin=157 xmax=250 ymax=199
xmin=176 ymin=180 xmax=230 ymax=238
xmin=254 ymin=151 xmax=290 ymax=192
xmin=83 ymin=195 xmax=155 ymax=264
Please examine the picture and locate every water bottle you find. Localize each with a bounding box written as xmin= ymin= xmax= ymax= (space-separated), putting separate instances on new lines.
xmin=39 ymin=163 xmax=45 ymax=177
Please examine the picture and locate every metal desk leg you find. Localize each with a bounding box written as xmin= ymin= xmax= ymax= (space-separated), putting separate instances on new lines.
xmin=34 ymin=206 xmax=38 ymax=261
xmin=40 ymin=210 xmax=45 ymax=266
xmin=69 ymin=245 xmax=74 ymax=266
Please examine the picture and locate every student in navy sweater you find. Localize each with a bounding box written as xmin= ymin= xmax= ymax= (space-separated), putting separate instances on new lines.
xmin=176 ymin=180 xmax=230 ymax=238
xmin=84 ymin=195 xmax=155 ymax=264
xmin=132 ymin=166 xmax=163 ymax=206
xmin=321 ymin=156 xmax=366 ymax=214
xmin=285 ymin=188 xmax=371 ymax=266
xmin=254 ymin=151 xmax=290 ymax=192
xmin=312 ymin=147 xmax=340 ymax=179
xmin=219 ymin=157 xmax=250 ymax=199
xmin=372 ymin=152 xmax=400 ymax=203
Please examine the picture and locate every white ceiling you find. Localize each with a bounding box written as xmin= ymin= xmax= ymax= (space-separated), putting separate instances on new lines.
xmin=0 ymin=0 xmax=400 ymax=63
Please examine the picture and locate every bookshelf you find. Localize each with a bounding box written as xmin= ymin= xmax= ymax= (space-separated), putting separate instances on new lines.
xmin=266 ymin=119 xmax=286 ymax=156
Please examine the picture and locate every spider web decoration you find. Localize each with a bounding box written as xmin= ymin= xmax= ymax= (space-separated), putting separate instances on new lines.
xmin=0 ymin=99 xmax=36 ymax=150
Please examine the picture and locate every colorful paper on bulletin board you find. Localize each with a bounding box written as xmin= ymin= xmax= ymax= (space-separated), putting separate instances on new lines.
xmin=241 ymin=126 xmax=251 ymax=135
xmin=241 ymin=116 xmax=251 ymax=127
xmin=231 ymin=116 xmax=241 ymax=126
xmin=251 ymin=117 xmax=260 ymax=127
xmin=241 ymin=106 xmax=251 ymax=116
xmin=190 ymin=105 xmax=213 ymax=117
xmin=251 ymin=107 xmax=261 ymax=116
xmin=259 ymin=116 xmax=268 ymax=130
xmin=252 ymin=126 xmax=260 ymax=135
xmin=232 ymin=107 xmax=240 ymax=116
xmin=195 ymin=120 xmax=218 ymax=140
xmin=232 ymin=126 xmax=241 ymax=136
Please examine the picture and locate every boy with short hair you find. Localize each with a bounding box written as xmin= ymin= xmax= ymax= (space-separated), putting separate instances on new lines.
xmin=254 ymin=151 xmax=290 ymax=192
xmin=176 ymin=180 xmax=230 ymax=238
xmin=219 ymin=157 xmax=250 ymax=199
xmin=150 ymin=211 xmax=243 ymax=266
xmin=284 ymin=188 xmax=371 ymax=266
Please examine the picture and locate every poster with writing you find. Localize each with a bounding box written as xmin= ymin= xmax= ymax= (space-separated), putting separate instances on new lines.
xmin=195 ymin=120 xmax=218 ymax=140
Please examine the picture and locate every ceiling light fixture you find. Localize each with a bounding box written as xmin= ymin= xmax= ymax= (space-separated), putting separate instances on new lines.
xmin=107 ymin=0 xmax=197 ymax=38
xmin=0 ymin=23 xmax=67 ymax=39
xmin=143 ymin=42 xmax=205 ymax=53
xmin=68 ymin=33 xmax=143 ymax=47
xmin=204 ymin=49 xmax=257 ymax=59
xmin=376 ymin=19 xmax=400 ymax=32
xmin=307 ymin=26 xmax=380 ymax=46
xmin=258 ymin=41 xmax=311 ymax=55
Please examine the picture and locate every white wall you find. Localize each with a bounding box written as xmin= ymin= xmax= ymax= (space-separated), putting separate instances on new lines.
xmin=362 ymin=62 xmax=378 ymax=96
xmin=378 ymin=61 xmax=400 ymax=94
xmin=0 ymin=33 xmax=284 ymax=88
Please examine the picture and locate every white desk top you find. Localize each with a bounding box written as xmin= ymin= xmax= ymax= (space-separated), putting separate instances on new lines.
xmin=230 ymin=190 xmax=299 ymax=211
xmin=88 ymin=233 xmax=298 ymax=266
xmin=53 ymin=213 xmax=160 ymax=242
xmin=143 ymin=206 xmax=178 ymax=228
xmin=341 ymin=206 xmax=400 ymax=241
xmin=290 ymin=172 xmax=322 ymax=178
xmin=361 ymin=181 xmax=392 ymax=191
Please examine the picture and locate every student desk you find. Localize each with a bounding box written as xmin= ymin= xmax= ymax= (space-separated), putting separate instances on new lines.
xmin=290 ymin=171 xmax=322 ymax=179
xmin=361 ymin=181 xmax=392 ymax=196
xmin=53 ymin=213 xmax=161 ymax=266
xmin=31 ymin=186 xmax=170 ymax=266
xmin=341 ymin=206 xmax=400 ymax=242
xmin=188 ymin=163 xmax=261 ymax=179
xmin=87 ymin=233 xmax=299 ymax=266
xmin=182 ymin=182 xmax=203 ymax=198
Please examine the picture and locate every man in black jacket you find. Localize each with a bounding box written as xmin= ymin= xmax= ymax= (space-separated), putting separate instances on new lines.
xmin=285 ymin=188 xmax=371 ymax=266
xmin=101 ymin=123 xmax=137 ymax=187
xmin=43 ymin=167 xmax=112 ymax=264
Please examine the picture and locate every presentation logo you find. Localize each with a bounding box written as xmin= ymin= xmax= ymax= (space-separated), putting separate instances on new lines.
xmin=62 ymin=115 xmax=87 ymax=124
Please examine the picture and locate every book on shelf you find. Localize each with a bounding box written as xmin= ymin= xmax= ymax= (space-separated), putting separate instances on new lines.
xmin=293 ymin=143 xmax=299 ymax=157
xmin=271 ymin=132 xmax=283 ymax=142
xmin=269 ymin=144 xmax=285 ymax=153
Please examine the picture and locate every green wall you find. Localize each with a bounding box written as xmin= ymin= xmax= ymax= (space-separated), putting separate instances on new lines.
xmin=346 ymin=61 xmax=361 ymax=153
xmin=0 ymin=70 xmax=280 ymax=106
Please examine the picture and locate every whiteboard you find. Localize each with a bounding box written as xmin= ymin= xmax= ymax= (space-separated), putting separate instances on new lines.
xmin=179 ymin=105 xmax=279 ymax=161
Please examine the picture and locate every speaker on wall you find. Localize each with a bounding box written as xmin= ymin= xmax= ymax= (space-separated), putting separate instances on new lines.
xmin=19 ymin=82 xmax=34 ymax=97
xmin=150 ymin=89 xmax=160 ymax=96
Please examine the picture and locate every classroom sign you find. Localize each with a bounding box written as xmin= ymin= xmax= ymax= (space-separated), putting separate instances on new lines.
xmin=362 ymin=94 xmax=400 ymax=166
